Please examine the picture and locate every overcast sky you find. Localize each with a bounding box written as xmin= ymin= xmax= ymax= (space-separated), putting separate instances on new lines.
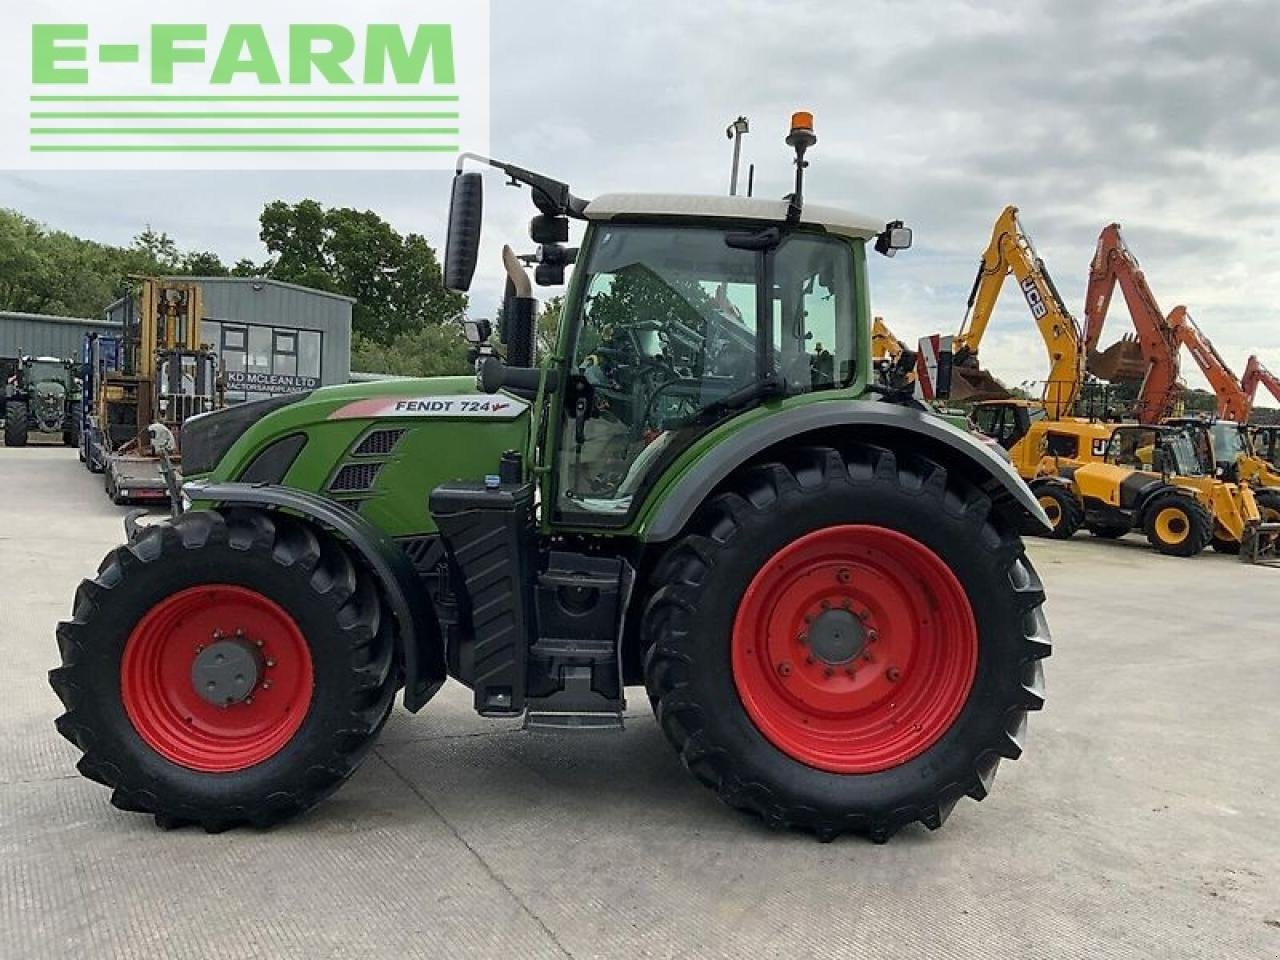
xmin=2 ymin=0 xmax=1277 ymax=403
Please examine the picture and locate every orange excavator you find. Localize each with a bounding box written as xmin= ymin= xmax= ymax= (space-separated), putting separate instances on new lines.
xmin=1241 ymin=355 xmax=1280 ymax=410
xmin=953 ymin=205 xmax=1085 ymax=418
xmin=1082 ymin=223 xmax=1183 ymax=424
xmin=1165 ymin=309 xmax=1280 ymax=489
xmin=1166 ymin=307 xmax=1251 ymax=422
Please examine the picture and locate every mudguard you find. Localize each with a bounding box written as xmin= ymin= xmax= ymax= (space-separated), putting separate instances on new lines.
xmin=184 ymin=481 xmax=446 ymax=712
xmin=642 ymin=400 xmax=1051 ymax=541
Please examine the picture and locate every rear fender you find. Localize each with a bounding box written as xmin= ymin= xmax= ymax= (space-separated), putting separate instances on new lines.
xmin=642 ymin=400 xmax=1050 ymax=541
xmin=184 ymin=481 xmax=446 ymax=712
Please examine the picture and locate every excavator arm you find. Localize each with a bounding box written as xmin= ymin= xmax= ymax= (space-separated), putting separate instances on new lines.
xmin=872 ymin=316 xmax=905 ymax=362
xmin=1242 ymin=355 xmax=1280 ymax=409
xmin=955 ymin=205 xmax=1085 ymax=419
xmin=1082 ymin=224 xmax=1183 ymax=424
xmin=1167 ymin=307 xmax=1251 ymax=422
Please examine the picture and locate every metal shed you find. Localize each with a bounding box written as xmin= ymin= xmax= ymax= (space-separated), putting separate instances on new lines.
xmin=0 ymin=311 xmax=118 ymax=367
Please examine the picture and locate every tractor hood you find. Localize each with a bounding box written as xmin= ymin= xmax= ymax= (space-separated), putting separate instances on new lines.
xmin=185 ymin=375 xmax=534 ymax=537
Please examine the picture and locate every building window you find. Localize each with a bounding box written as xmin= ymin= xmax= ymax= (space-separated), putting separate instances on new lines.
xmin=212 ymin=322 xmax=323 ymax=402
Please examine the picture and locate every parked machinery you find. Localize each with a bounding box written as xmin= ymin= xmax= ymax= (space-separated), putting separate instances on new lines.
xmin=2 ymin=355 xmax=80 ymax=447
xmin=1035 ymin=422 xmax=1278 ymax=560
xmin=82 ymin=279 xmax=221 ymax=503
xmin=1082 ymin=223 xmax=1183 ymax=424
xmin=1164 ymin=310 xmax=1280 ymax=490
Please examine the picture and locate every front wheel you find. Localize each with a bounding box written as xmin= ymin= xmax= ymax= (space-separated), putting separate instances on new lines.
xmin=63 ymin=403 xmax=81 ymax=447
xmin=50 ymin=509 xmax=398 ymax=831
xmin=1031 ymin=483 xmax=1082 ymax=540
xmin=643 ymin=444 xmax=1050 ymax=842
xmin=4 ymin=401 xmax=28 ymax=447
xmin=1143 ymin=494 xmax=1212 ymax=557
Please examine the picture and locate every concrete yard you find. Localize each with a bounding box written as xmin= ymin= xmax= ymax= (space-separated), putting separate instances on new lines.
xmin=1 ymin=445 xmax=1277 ymax=959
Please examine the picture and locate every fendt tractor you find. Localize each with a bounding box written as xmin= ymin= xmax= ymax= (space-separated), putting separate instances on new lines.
xmin=2 ymin=354 xmax=80 ymax=447
xmin=51 ymin=115 xmax=1052 ymax=841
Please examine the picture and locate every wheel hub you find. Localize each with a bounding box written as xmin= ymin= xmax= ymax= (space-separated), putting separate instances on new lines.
xmin=192 ymin=638 xmax=263 ymax=706
xmin=806 ymin=608 xmax=866 ymax=665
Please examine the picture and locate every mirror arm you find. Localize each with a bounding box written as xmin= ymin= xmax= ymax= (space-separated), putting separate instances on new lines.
xmin=457 ymin=152 xmax=590 ymax=219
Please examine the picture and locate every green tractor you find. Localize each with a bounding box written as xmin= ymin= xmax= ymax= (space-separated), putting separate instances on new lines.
xmin=51 ymin=116 xmax=1051 ymax=841
xmin=3 ymin=354 xmax=80 ymax=447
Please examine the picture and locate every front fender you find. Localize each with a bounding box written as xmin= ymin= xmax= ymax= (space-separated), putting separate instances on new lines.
xmin=184 ymin=481 xmax=445 ymax=712
xmin=641 ymin=400 xmax=1051 ymax=542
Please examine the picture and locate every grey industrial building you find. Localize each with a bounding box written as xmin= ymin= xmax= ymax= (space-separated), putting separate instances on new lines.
xmin=3 ymin=278 xmax=354 ymax=402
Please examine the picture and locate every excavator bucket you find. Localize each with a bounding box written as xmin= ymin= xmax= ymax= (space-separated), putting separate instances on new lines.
xmin=949 ymin=362 xmax=1011 ymax=403
xmin=1087 ymin=335 xmax=1147 ymax=383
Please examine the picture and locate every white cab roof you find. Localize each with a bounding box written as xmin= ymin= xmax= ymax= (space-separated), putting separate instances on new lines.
xmin=583 ymin=193 xmax=885 ymax=240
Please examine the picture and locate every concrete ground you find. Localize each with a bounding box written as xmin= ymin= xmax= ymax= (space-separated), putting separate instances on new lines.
xmin=1 ymin=445 xmax=1277 ymax=959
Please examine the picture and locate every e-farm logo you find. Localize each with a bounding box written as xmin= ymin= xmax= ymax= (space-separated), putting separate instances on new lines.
xmin=0 ymin=1 xmax=489 ymax=170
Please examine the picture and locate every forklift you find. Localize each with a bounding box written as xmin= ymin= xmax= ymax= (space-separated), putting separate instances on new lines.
xmin=82 ymin=279 xmax=222 ymax=503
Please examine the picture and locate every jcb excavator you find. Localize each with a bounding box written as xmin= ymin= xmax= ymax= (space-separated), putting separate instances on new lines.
xmin=953 ymin=207 xmax=1110 ymax=484
xmin=1082 ymin=223 xmax=1183 ymax=424
xmin=954 ymin=205 xmax=1086 ymax=418
xmin=1166 ymin=308 xmax=1280 ymax=490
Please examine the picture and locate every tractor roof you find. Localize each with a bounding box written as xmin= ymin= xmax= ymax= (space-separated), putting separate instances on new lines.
xmin=583 ymin=193 xmax=884 ymax=240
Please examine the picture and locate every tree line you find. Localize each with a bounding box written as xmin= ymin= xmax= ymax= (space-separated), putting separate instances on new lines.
xmin=0 ymin=203 xmax=470 ymax=377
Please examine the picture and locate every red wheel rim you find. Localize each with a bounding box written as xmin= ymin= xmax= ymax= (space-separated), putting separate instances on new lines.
xmin=121 ymin=585 xmax=314 ymax=773
xmin=731 ymin=525 xmax=977 ymax=774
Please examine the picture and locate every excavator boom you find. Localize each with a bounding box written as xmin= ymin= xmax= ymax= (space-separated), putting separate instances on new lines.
xmin=1082 ymin=223 xmax=1183 ymax=424
xmin=955 ymin=205 xmax=1085 ymax=419
xmin=1242 ymin=355 xmax=1280 ymax=410
xmin=1167 ymin=307 xmax=1251 ymax=422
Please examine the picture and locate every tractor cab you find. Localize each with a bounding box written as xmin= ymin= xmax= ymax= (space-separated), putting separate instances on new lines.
xmin=1103 ymin=423 xmax=1207 ymax=477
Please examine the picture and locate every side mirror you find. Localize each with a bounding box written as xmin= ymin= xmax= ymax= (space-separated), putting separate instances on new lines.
xmin=444 ymin=172 xmax=484 ymax=293
xmin=875 ymin=220 xmax=913 ymax=258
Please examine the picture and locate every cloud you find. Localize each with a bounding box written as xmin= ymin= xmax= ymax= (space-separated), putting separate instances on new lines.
xmin=1 ymin=0 xmax=1278 ymax=401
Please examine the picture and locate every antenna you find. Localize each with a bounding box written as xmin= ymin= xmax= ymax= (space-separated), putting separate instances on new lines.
xmin=725 ymin=116 xmax=749 ymax=196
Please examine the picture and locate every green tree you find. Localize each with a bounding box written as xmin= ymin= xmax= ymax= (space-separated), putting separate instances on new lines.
xmin=181 ymin=250 xmax=230 ymax=276
xmin=349 ymin=324 xmax=470 ymax=378
xmin=258 ymin=201 xmax=464 ymax=344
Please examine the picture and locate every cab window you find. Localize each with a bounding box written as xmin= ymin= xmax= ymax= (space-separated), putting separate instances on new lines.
xmin=555 ymin=224 xmax=857 ymax=520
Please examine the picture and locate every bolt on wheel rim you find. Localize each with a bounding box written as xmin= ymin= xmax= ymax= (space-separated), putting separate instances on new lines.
xmin=731 ymin=525 xmax=978 ymax=774
xmin=121 ymin=585 xmax=313 ymax=772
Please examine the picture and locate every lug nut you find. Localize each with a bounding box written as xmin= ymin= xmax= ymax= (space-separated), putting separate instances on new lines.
xmin=265 ymin=658 xmax=276 ymax=668
xmin=823 ymin=667 xmax=834 ymax=679
xmin=797 ymin=635 xmax=808 ymax=646
xmin=776 ymin=662 xmax=792 ymax=677
xmin=254 ymin=639 xmax=264 ymax=647
xmin=886 ymin=667 xmax=902 ymax=682
xmin=867 ymin=630 xmax=879 ymax=643
xmin=805 ymin=655 xmax=815 ymax=665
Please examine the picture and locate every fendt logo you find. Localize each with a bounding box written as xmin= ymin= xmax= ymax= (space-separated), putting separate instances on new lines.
xmin=0 ymin=1 xmax=489 ymax=170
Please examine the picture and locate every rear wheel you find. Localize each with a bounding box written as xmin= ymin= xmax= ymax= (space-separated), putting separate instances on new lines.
xmin=4 ymin=401 xmax=28 ymax=447
xmin=49 ymin=509 xmax=398 ymax=830
xmin=643 ymin=444 xmax=1050 ymax=842
xmin=1143 ymin=495 xmax=1212 ymax=557
xmin=1031 ymin=482 xmax=1082 ymax=540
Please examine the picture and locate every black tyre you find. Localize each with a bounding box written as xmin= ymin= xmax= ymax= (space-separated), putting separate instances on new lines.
xmin=1029 ymin=482 xmax=1082 ymax=540
xmin=4 ymin=401 xmax=28 ymax=447
xmin=63 ymin=402 xmax=81 ymax=447
xmin=1143 ymin=494 xmax=1212 ymax=557
xmin=643 ymin=444 xmax=1050 ymax=842
xmin=1087 ymin=524 xmax=1130 ymax=540
xmin=50 ymin=508 xmax=398 ymax=831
